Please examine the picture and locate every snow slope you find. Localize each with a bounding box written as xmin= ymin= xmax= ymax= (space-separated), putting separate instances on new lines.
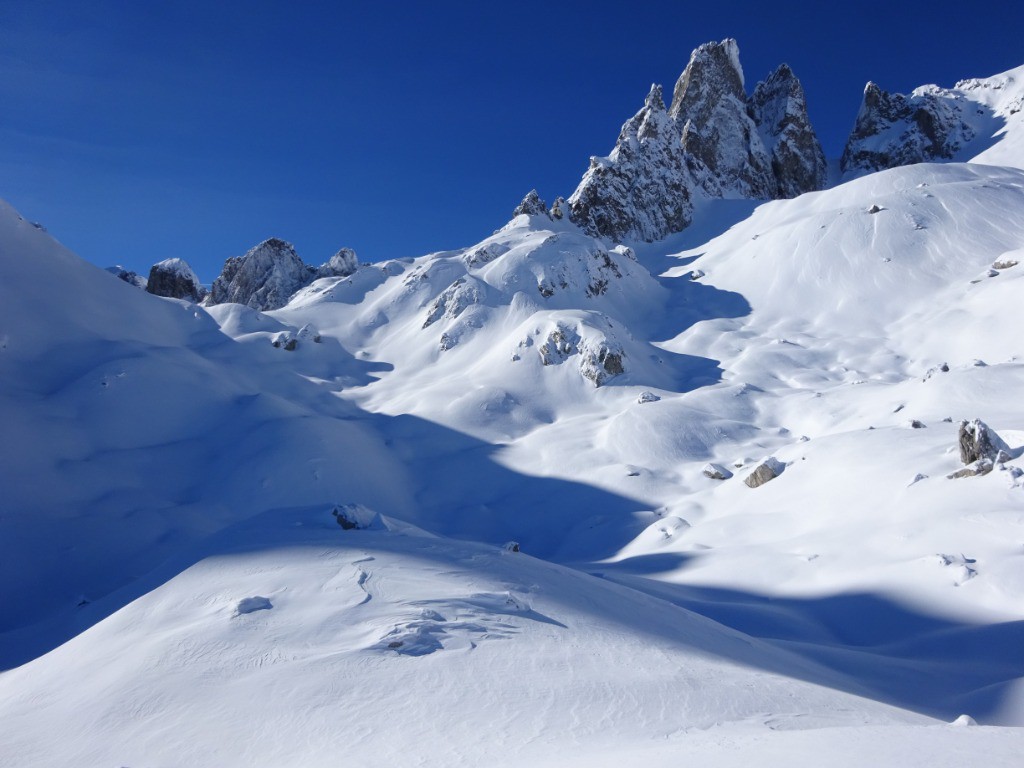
xmin=3 ymin=76 xmax=1024 ymax=764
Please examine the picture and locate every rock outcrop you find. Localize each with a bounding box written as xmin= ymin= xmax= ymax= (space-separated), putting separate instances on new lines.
xmin=318 ymin=248 xmax=359 ymax=279
xmin=145 ymin=258 xmax=205 ymax=302
xmin=957 ymin=419 xmax=1009 ymax=464
xmin=841 ymin=82 xmax=975 ymax=174
xmin=207 ymin=239 xmax=361 ymax=311
xmin=567 ymin=40 xmax=825 ymax=243
xmin=512 ymin=190 xmax=549 ymax=218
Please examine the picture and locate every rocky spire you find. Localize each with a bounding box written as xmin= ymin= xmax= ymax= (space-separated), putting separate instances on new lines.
xmin=568 ymin=83 xmax=696 ymax=242
xmin=750 ymin=64 xmax=828 ymax=197
xmin=567 ymin=39 xmax=826 ymax=243
xmin=670 ymin=39 xmax=775 ymax=199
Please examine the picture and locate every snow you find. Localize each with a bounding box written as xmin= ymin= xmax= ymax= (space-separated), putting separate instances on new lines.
xmin=3 ymin=57 xmax=1024 ymax=766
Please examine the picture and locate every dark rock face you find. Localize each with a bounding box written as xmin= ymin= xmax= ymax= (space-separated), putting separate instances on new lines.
xmin=841 ymin=82 xmax=975 ymax=174
xmin=145 ymin=258 xmax=205 ymax=302
xmin=750 ymin=64 xmax=829 ymax=198
xmin=208 ymin=238 xmax=315 ymax=311
xmin=513 ymin=190 xmax=549 ymax=218
xmin=568 ymin=40 xmax=825 ymax=243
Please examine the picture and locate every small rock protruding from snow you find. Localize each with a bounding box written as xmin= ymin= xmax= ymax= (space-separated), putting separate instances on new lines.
xmin=866 ymin=204 xmax=883 ymax=214
xmin=702 ymin=463 xmax=732 ymax=480
xmin=512 ymin=190 xmax=549 ymax=218
xmin=271 ymin=332 xmax=297 ymax=351
xmin=105 ymin=265 xmax=147 ymax=289
xmin=744 ymin=457 xmax=784 ymax=488
xmin=145 ymin=258 xmax=205 ymax=302
xmin=992 ymin=258 xmax=1019 ymax=270
xmin=948 ymin=459 xmax=995 ymax=479
xmin=909 ymin=473 xmax=928 ymax=486
xmin=910 ymin=420 xmax=926 ymax=429
xmin=503 ymin=541 xmax=521 ymax=553
xmin=331 ymin=503 xmax=380 ymax=530
xmin=957 ymin=419 xmax=1009 ymax=464
xmin=637 ymin=391 xmax=661 ymax=404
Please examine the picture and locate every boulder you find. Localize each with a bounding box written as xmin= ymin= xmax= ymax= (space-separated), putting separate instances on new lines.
xmin=744 ymin=457 xmax=784 ymax=488
xmin=145 ymin=258 xmax=205 ymax=302
xmin=957 ymin=419 xmax=1009 ymax=464
xmin=702 ymin=463 xmax=732 ymax=480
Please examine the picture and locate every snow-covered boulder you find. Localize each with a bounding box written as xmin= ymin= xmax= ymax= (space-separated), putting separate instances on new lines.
xmin=957 ymin=419 xmax=1009 ymax=465
xmin=208 ymin=238 xmax=314 ymax=311
xmin=744 ymin=457 xmax=784 ymax=488
xmin=702 ymin=463 xmax=733 ymax=480
xmin=536 ymin=320 xmax=626 ymax=387
xmin=145 ymin=258 xmax=205 ymax=302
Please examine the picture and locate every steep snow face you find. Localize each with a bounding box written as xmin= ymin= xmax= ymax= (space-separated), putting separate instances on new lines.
xmin=145 ymin=257 xmax=205 ymax=302
xmin=208 ymin=237 xmax=315 ymax=310
xmin=568 ymin=39 xmax=825 ymax=243
xmin=750 ymin=64 xmax=829 ymax=197
xmin=842 ymin=64 xmax=1024 ymax=175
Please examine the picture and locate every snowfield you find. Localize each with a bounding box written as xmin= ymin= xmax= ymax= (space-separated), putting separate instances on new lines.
xmin=2 ymin=61 xmax=1024 ymax=768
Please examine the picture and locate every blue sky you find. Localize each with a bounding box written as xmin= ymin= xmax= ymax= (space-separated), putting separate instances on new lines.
xmin=2 ymin=1 xmax=1022 ymax=280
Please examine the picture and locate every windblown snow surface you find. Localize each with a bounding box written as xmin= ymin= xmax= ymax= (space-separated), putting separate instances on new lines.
xmin=3 ymin=77 xmax=1024 ymax=765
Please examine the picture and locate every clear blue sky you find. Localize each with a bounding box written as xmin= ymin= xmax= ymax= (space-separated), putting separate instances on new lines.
xmin=2 ymin=1 xmax=1022 ymax=281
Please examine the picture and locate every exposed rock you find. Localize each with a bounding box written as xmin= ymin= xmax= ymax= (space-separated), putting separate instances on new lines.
xmin=464 ymin=241 xmax=510 ymax=268
xmin=568 ymin=82 xmax=697 ymax=242
xmin=536 ymin=322 xmax=627 ymax=387
xmin=842 ymin=81 xmax=975 ymax=174
xmin=145 ymin=258 xmax=205 ymax=302
xmin=422 ymin=278 xmax=485 ymax=328
xmin=750 ymin=64 xmax=828 ymax=198
xmin=549 ymin=196 xmax=566 ymax=220
xmin=867 ymin=204 xmax=883 ymax=214
xmin=105 ymin=265 xmax=147 ymax=289
xmin=703 ymin=463 xmax=733 ymax=480
xmin=992 ymin=259 xmax=1019 ymax=270
xmin=958 ymin=419 xmax=1009 ymax=464
xmin=234 ymin=596 xmax=272 ymax=615
xmin=948 ymin=459 xmax=994 ymax=479
xmin=271 ymin=333 xmax=298 ymax=351
xmin=568 ymin=40 xmax=824 ymax=243
xmin=503 ymin=541 xmax=521 ymax=553
xmin=637 ymin=391 xmax=661 ymax=404
xmin=208 ymin=238 xmax=315 ymax=311
xmin=331 ymin=503 xmax=380 ymax=530
xmin=512 ymin=190 xmax=548 ymax=218
xmin=744 ymin=457 xmax=784 ymax=488
xmin=318 ymin=247 xmax=359 ymax=279
xmin=910 ymin=420 xmax=926 ymax=429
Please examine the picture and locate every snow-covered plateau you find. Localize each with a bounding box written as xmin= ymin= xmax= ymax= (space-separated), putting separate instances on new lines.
xmin=2 ymin=44 xmax=1024 ymax=767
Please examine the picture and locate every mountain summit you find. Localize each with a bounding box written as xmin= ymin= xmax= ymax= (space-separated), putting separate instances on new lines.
xmin=568 ymin=39 xmax=826 ymax=242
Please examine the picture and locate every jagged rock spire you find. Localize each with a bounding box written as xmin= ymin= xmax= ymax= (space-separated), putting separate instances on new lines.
xmin=567 ymin=39 xmax=825 ymax=243
xmin=208 ymin=238 xmax=313 ymax=311
xmin=513 ymin=190 xmax=549 ymax=218
xmin=751 ymin=64 xmax=829 ymax=197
